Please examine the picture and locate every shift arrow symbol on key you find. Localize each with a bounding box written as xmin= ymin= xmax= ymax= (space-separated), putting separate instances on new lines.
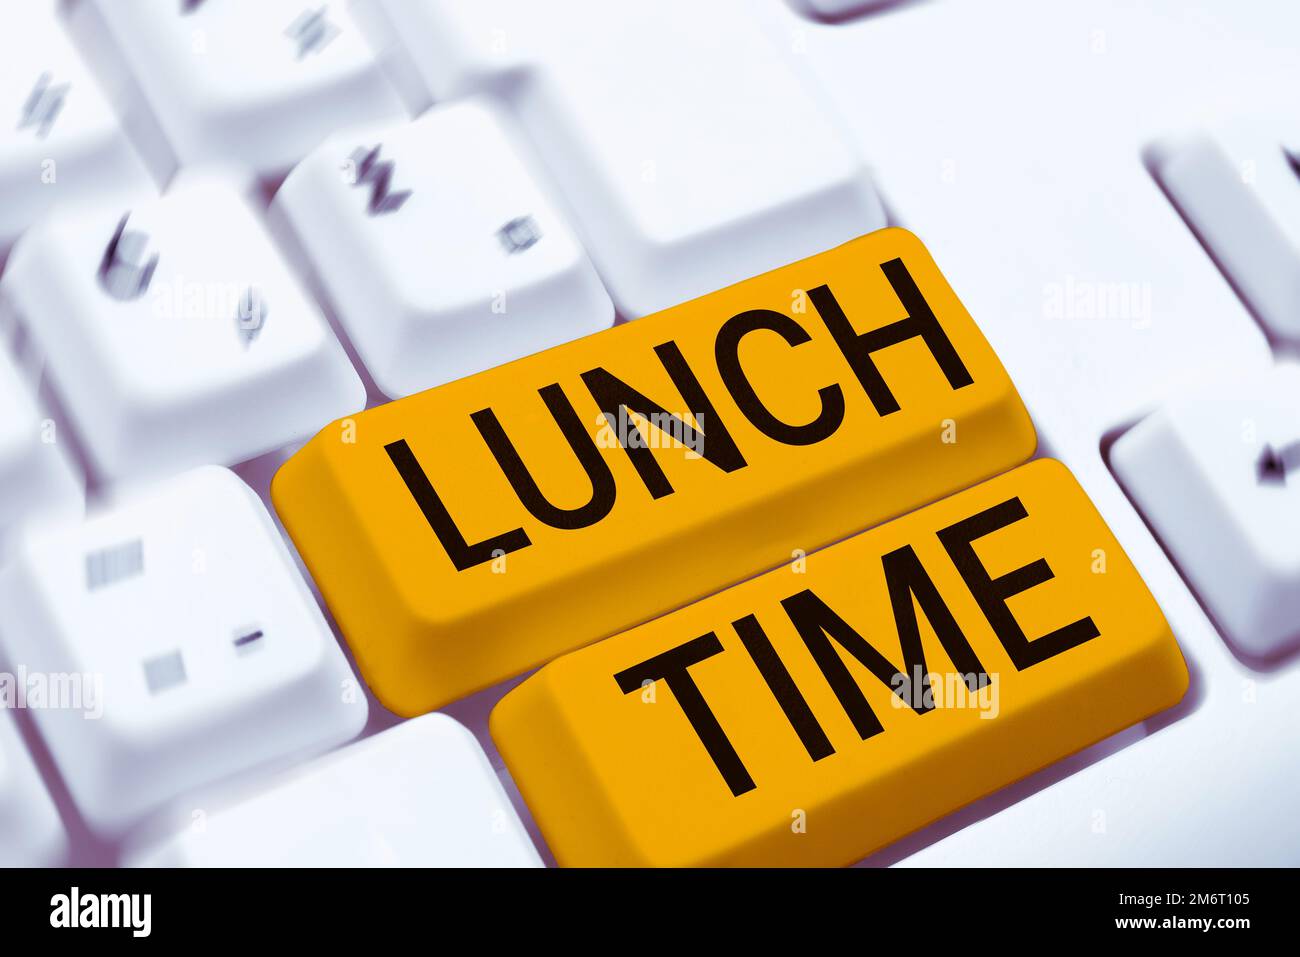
xmin=1256 ymin=439 xmax=1300 ymax=486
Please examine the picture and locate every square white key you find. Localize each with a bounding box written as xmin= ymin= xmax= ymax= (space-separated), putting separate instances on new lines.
xmin=1111 ymin=364 xmax=1300 ymax=657
xmin=0 ymin=466 xmax=368 ymax=834
xmin=356 ymin=0 xmax=886 ymax=317
xmin=1150 ymin=121 xmax=1300 ymax=344
xmin=0 ymin=709 xmax=66 ymax=867
xmin=127 ymin=713 xmax=542 ymax=867
xmin=0 ymin=176 xmax=364 ymax=481
xmin=0 ymin=348 xmax=83 ymax=543
xmin=80 ymin=0 xmax=407 ymax=177
xmin=275 ymin=98 xmax=614 ymax=397
xmin=0 ymin=2 xmax=153 ymax=248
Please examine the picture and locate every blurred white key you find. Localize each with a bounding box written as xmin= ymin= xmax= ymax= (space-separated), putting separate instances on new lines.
xmin=276 ymin=99 xmax=613 ymax=397
xmin=1150 ymin=122 xmax=1300 ymax=343
xmin=0 ymin=466 xmax=367 ymax=835
xmin=127 ymin=713 xmax=541 ymax=867
xmin=1111 ymin=364 xmax=1300 ymax=658
xmin=78 ymin=0 xmax=406 ymax=178
xmin=0 ymin=709 xmax=66 ymax=867
xmin=356 ymin=0 xmax=886 ymax=317
xmin=0 ymin=348 xmax=83 ymax=542
xmin=0 ymin=176 xmax=364 ymax=482
xmin=0 ymin=2 xmax=153 ymax=249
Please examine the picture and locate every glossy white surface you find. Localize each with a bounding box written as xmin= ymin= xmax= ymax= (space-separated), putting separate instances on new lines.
xmin=0 ymin=467 xmax=367 ymax=835
xmin=356 ymin=0 xmax=888 ymax=318
xmin=0 ymin=0 xmax=152 ymax=248
xmin=0 ymin=347 xmax=83 ymax=545
xmin=127 ymin=714 xmax=542 ymax=867
xmin=0 ymin=709 xmax=66 ymax=867
xmin=1 ymin=177 xmax=364 ymax=482
xmin=80 ymin=0 xmax=405 ymax=177
xmin=1151 ymin=121 xmax=1300 ymax=344
xmin=276 ymin=98 xmax=613 ymax=397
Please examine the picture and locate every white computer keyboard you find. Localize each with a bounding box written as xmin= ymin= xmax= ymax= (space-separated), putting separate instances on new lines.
xmin=0 ymin=0 xmax=1297 ymax=867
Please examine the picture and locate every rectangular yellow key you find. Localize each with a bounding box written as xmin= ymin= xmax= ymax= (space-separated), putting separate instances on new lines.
xmin=271 ymin=228 xmax=1035 ymax=716
xmin=491 ymin=459 xmax=1188 ymax=867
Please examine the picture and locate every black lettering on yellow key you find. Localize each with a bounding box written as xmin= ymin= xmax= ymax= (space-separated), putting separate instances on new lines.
xmin=271 ymin=228 xmax=1035 ymax=715
xmin=491 ymin=460 xmax=1188 ymax=866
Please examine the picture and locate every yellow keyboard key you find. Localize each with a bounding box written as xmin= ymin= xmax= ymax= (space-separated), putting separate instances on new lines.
xmin=272 ymin=228 xmax=1035 ymax=715
xmin=491 ymin=459 xmax=1188 ymax=867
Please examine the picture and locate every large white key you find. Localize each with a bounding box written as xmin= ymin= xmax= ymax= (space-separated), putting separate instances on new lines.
xmin=0 ymin=348 xmax=83 ymax=542
xmin=356 ymin=0 xmax=886 ymax=317
xmin=1150 ymin=121 xmax=1300 ymax=343
xmin=0 ymin=466 xmax=368 ymax=835
xmin=0 ymin=709 xmax=66 ymax=867
xmin=127 ymin=714 xmax=541 ymax=867
xmin=0 ymin=176 xmax=364 ymax=482
xmin=0 ymin=2 xmax=153 ymax=249
xmin=275 ymin=98 xmax=613 ymax=397
xmin=78 ymin=0 xmax=407 ymax=178
xmin=1111 ymin=364 xmax=1300 ymax=658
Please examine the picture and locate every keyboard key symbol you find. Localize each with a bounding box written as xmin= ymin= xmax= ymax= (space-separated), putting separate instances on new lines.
xmin=143 ymin=650 xmax=187 ymax=695
xmin=235 ymin=287 xmax=268 ymax=345
xmin=17 ymin=72 xmax=69 ymax=139
xmin=85 ymin=538 xmax=145 ymax=591
xmin=98 ymin=215 xmax=159 ymax=301
xmin=347 ymin=144 xmax=412 ymax=215
xmin=497 ymin=215 xmax=542 ymax=254
xmin=232 ymin=628 xmax=264 ymax=655
xmin=1256 ymin=439 xmax=1300 ymax=486
xmin=284 ymin=7 xmax=340 ymax=60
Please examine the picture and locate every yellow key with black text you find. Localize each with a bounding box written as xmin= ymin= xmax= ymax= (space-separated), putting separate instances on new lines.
xmin=272 ymin=228 xmax=1036 ymax=715
xmin=491 ymin=459 xmax=1188 ymax=866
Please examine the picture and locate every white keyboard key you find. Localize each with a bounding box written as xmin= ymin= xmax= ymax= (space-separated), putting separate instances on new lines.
xmin=1150 ymin=122 xmax=1300 ymax=343
xmin=79 ymin=0 xmax=406 ymax=177
xmin=0 ymin=466 xmax=367 ymax=834
xmin=0 ymin=2 xmax=153 ymax=249
xmin=0 ymin=176 xmax=364 ymax=481
xmin=0 ymin=709 xmax=65 ymax=867
xmin=127 ymin=714 xmax=541 ymax=867
xmin=275 ymin=99 xmax=613 ymax=397
xmin=357 ymin=0 xmax=886 ymax=317
xmin=0 ymin=348 xmax=83 ymax=542
xmin=1111 ymin=364 xmax=1300 ymax=658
